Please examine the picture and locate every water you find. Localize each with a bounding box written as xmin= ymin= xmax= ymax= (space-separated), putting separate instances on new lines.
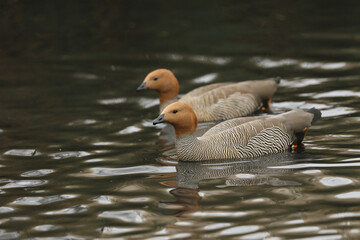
xmin=1 ymin=1 xmax=360 ymax=239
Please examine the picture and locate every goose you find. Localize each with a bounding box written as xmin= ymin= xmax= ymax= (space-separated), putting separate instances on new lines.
xmin=153 ymin=102 xmax=321 ymax=161
xmin=137 ymin=69 xmax=280 ymax=122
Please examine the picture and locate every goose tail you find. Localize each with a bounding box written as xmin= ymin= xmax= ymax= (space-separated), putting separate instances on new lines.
xmin=272 ymin=76 xmax=281 ymax=84
xmin=307 ymin=108 xmax=322 ymax=125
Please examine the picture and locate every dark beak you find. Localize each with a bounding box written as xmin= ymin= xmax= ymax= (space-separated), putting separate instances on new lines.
xmin=153 ymin=114 xmax=165 ymax=125
xmin=136 ymin=82 xmax=147 ymax=92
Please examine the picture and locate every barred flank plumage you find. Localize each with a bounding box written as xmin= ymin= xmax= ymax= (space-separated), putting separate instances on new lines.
xmin=176 ymin=121 xmax=292 ymax=161
xmin=173 ymin=108 xmax=319 ymax=161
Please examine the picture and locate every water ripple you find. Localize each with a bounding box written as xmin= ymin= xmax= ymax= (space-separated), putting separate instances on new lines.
xmin=159 ymin=53 xmax=231 ymax=65
xmin=329 ymin=212 xmax=360 ymax=219
xmin=0 ymin=180 xmax=48 ymax=189
xmin=169 ymin=233 xmax=193 ymax=239
xmin=190 ymin=211 xmax=254 ymax=218
xmin=0 ymin=207 xmax=14 ymax=213
xmin=252 ymin=56 xmax=353 ymax=71
xmin=138 ymin=97 xmax=159 ymax=109
xmin=89 ymin=165 xmax=176 ymax=177
xmin=20 ymin=169 xmax=54 ymax=177
xmin=252 ymin=57 xmax=298 ymax=68
xmin=34 ymin=224 xmax=62 ymax=231
xmin=3 ymin=149 xmax=39 ymax=157
xmin=280 ymin=78 xmax=327 ymax=88
xmin=99 ymin=210 xmax=147 ymax=223
xmin=241 ymin=231 xmax=271 ymax=239
xmin=98 ymin=97 xmax=159 ymax=110
xmin=335 ymin=191 xmax=360 ymax=199
xmin=300 ymin=62 xmax=346 ymax=69
xmin=68 ymin=119 xmax=97 ymax=126
xmin=203 ymin=223 xmax=232 ymax=231
xmin=100 ymin=227 xmax=145 ymax=235
xmin=310 ymin=90 xmax=360 ymax=98
xmin=73 ymin=72 xmax=99 ymax=80
xmin=271 ymin=101 xmax=332 ymax=111
xmin=320 ymin=107 xmax=357 ymax=117
xmin=191 ymin=55 xmax=231 ymax=65
xmin=45 ymin=205 xmax=88 ymax=215
xmin=270 ymin=162 xmax=360 ymax=169
xmin=319 ymin=177 xmax=353 ymax=187
xmin=192 ymin=73 xmax=218 ymax=84
xmin=49 ymin=151 xmax=91 ymax=159
xmin=91 ymin=195 xmax=113 ymax=205
xmin=26 ymin=235 xmax=86 ymax=240
xmin=98 ymin=97 xmax=127 ymax=105
xmin=118 ymin=126 xmax=142 ymax=135
xmin=219 ymin=225 xmax=260 ymax=236
xmin=11 ymin=195 xmax=77 ymax=205
xmin=281 ymin=226 xmax=320 ymax=234
xmin=0 ymin=230 xmax=21 ymax=239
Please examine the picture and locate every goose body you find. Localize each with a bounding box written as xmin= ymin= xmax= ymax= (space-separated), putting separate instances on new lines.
xmin=153 ymin=102 xmax=321 ymax=161
xmin=137 ymin=69 xmax=280 ymax=122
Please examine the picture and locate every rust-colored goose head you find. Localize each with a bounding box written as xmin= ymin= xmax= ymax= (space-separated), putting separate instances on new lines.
xmin=137 ymin=69 xmax=180 ymax=106
xmin=153 ymin=102 xmax=198 ymax=138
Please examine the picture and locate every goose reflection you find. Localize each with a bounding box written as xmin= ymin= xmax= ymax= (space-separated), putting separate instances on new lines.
xmin=176 ymin=151 xmax=302 ymax=189
xmin=160 ymin=151 xmax=304 ymax=218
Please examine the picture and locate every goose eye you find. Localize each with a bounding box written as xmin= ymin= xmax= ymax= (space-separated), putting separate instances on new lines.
xmin=153 ymin=77 xmax=158 ymax=81
xmin=172 ymin=110 xmax=178 ymax=114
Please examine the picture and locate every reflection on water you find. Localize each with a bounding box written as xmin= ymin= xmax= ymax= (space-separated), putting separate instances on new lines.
xmin=1 ymin=0 xmax=360 ymax=239
xmin=162 ymin=153 xmax=301 ymax=219
xmin=176 ymin=153 xmax=299 ymax=189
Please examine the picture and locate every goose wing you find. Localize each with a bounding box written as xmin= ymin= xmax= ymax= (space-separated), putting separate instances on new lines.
xmin=180 ymin=84 xmax=261 ymax=122
xmin=206 ymin=118 xmax=293 ymax=158
xmin=181 ymin=82 xmax=233 ymax=99
xmin=201 ymin=118 xmax=292 ymax=147
xmin=202 ymin=115 xmax=270 ymax=137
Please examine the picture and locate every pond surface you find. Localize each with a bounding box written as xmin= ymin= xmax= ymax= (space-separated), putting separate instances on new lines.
xmin=1 ymin=1 xmax=360 ymax=239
